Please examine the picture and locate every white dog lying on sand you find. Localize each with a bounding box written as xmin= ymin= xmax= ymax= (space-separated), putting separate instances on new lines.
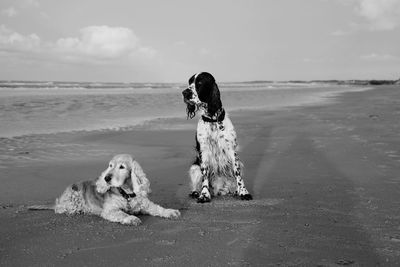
xmin=28 ymin=154 xmax=180 ymax=225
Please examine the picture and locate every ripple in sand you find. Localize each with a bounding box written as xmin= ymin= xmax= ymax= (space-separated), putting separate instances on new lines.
xmin=189 ymin=198 xmax=284 ymax=208
xmin=155 ymin=239 xmax=177 ymax=246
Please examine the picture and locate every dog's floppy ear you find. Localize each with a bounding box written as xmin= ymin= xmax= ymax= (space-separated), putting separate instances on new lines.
xmin=207 ymin=82 xmax=222 ymax=116
xmin=96 ymin=164 xmax=112 ymax=193
xmin=130 ymin=159 xmax=151 ymax=196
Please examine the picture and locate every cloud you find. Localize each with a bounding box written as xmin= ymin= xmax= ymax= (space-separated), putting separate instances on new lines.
xmin=0 ymin=25 xmax=156 ymax=64
xmin=173 ymin=41 xmax=186 ymax=46
xmin=331 ymin=29 xmax=351 ymax=36
xmin=39 ymin=11 xmax=50 ymax=20
xmin=55 ymin=26 xmax=141 ymax=59
xmin=199 ymin=48 xmax=211 ymax=56
xmin=303 ymin=57 xmax=334 ymax=63
xmin=361 ymin=53 xmax=400 ymax=61
xmin=23 ymin=0 xmax=40 ymax=8
xmin=355 ymin=0 xmax=400 ymax=30
xmin=0 ymin=25 xmax=40 ymax=51
xmin=1 ymin=7 xmax=18 ymax=17
xmin=53 ymin=26 xmax=157 ymax=62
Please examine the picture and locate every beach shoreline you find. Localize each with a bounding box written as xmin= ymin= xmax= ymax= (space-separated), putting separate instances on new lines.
xmin=0 ymin=83 xmax=370 ymax=138
xmin=1 ymin=85 xmax=400 ymax=266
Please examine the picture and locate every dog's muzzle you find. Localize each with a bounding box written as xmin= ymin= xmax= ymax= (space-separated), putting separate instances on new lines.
xmin=104 ymin=174 xmax=112 ymax=183
xmin=182 ymin=88 xmax=193 ymax=104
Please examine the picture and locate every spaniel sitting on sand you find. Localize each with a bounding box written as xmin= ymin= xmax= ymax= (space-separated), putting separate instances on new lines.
xmin=182 ymin=72 xmax=252 ymax=203
xmin=29 ymin=154 xmax=180 ymax=225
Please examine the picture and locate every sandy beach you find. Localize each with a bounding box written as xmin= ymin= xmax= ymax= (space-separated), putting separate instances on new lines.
xmin=1 ymin=85 xmax=400 ymax=266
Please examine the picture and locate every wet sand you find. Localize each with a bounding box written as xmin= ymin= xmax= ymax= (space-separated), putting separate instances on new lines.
xmin=1 ymin=85 xmax=400 ymax=266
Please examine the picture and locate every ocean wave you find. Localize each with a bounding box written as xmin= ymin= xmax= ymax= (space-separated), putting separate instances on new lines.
xmin=0 ymin=81 xmax=367 ymax=139
xmin=0 ymin=80 xmax=338 ymax=91
xmin=0 ymin=80 xmax=185 ymax=90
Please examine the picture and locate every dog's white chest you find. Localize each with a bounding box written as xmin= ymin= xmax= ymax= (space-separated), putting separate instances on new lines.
xmin=197 ymin=117 xmax=237 ymax=176
xmin=127 ymin=199 xmax=142 ymax=213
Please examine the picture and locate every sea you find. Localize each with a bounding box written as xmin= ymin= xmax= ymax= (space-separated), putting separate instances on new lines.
xmin=0 ymin=80 xmax=370 ymax=167
xmin=0 ymin=80 xmax=369 ymax=138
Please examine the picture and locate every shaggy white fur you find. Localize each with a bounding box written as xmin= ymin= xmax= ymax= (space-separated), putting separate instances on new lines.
xmin=29 ymin=154 xmax=180 ymax=225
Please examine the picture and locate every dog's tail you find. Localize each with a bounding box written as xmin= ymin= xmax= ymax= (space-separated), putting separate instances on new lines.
xmin=27 ymin=204 xmax=55 ymax=210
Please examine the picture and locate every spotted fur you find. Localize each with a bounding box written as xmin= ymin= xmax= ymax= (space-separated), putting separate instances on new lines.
xmin=182 ymin=72 xmax=252 ymax=203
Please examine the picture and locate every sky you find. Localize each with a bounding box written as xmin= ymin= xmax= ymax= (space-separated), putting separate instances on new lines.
xmin=0 ymin=0 xmax=399 ymax=82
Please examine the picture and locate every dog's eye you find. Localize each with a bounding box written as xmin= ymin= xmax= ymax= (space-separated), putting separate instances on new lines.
xmin=109 ymin=164 xmax=113 ymax=168
xmin=119 ymin=165 xmax=125 ymax=169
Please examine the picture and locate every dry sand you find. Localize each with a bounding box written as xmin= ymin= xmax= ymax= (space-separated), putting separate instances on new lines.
xmin=1 ymin=85 xmax=400 ymax=266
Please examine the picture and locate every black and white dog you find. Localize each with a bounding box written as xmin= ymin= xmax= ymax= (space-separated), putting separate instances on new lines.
xmin=182 ymin=72 xmax=252 ymax=203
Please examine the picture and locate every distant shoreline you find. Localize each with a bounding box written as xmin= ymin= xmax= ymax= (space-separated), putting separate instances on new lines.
xmin=0 ymin=79 xmax=398 ymax=89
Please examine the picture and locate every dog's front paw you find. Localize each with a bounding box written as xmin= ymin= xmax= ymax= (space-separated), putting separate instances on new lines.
xmin=197 ymin=187 xmax=211 ymax=203
xmin=164 ymin=209 xmax=181 ymax=219
xmin=197 ymin=193 xmax=211 ymax=203
xmin=122 ymin=216 xmax=141 ymax=226
xmin=189 ymin=191 xmax=199 ymax=199
xmin=197 ymin=196 xmax=211 ymax=203
xmin=239 ymin=193 xmax=253 ymax=200
xmin=237 ymin=187 xmax=252 ymax=201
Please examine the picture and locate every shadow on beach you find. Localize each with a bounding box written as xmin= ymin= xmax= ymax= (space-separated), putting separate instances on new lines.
xmin=240 ymin=126 xmax=381 ymax=265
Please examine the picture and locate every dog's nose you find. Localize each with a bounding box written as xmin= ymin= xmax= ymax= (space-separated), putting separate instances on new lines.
xmin=182 ymin=88 xmax=192 ymax=98
xmin=104 ymin=174 xmax=112 ymax=183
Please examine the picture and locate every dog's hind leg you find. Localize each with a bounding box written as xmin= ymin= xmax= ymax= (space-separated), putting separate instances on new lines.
xmin=188 ymin=161 xmax=211 ymax=203
xmin=232 ymin=152 xmax=252 ymax=200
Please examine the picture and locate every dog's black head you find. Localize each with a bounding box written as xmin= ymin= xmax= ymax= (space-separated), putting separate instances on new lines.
xmin=182 ymin=72 xmax=222 ymax=119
